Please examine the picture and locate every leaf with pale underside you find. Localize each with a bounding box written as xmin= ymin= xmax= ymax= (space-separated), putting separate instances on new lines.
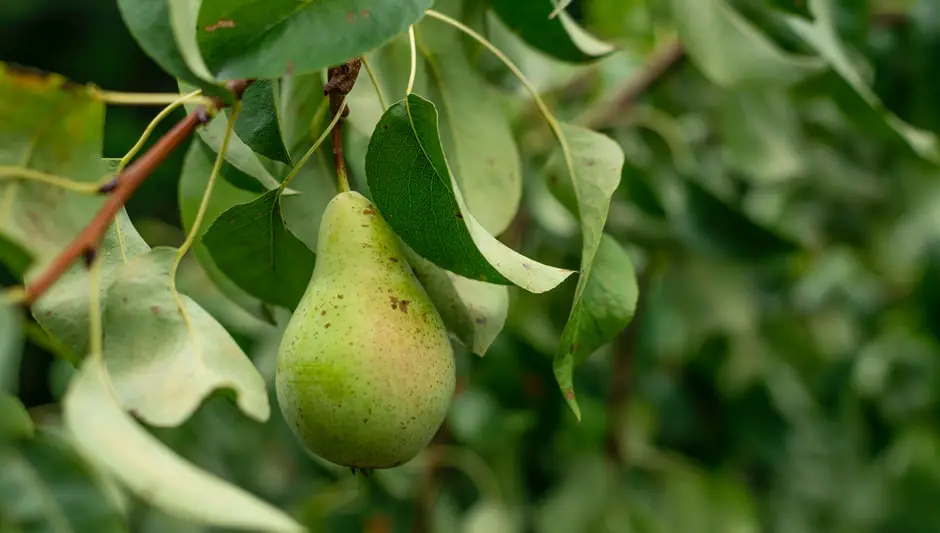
xmin=407 ymin=249 xmax=508 ymax=356
xmin=489 ymin=0 xmax=615 ymax=63
xmin=100 ymin=247 xmax=269 ymax=427
xmin=203 ymin=190 xmax=315 ymax=310
xmin=0 ymin=63 xmax=106 ymax=275
xmin=366 ymin=94 xmax=573 ymax=293
xmin=0 ymin=430 xmax=127 ymax=532
xmin=32 ymin=209 xmax=149 ymax=362
xmin=196 ymin=0 xmax=433 ymax=80
xmin=417 ymin=7 xmax=522 ymax=235
xmin=63 ymin=357 xmax=304 ymax=533
xmin=545 ymin=123 xmax=636 ymax=419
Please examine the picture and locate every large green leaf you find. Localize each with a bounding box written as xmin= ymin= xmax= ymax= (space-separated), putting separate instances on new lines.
xmin=100 ymin=247 xmax=269 ymax=427
xmin=417 ymin=4 xmax=522 ymax=235
xmin=489 ymin=0 xmax=615 ymax=63
xmin=366 ymin=94 xmax=573 ymax=293
xmin=196 ymin=0 xmax=433 ymax=80
xmin=407 ymin=250 xmax=509 ymax=356
xmin=785 ymin=0 xmax=940 ymax=163
xmin=63 ymin=357 xmax=304 ymax=532
xmin=0 ymin=431 xmax=127 ymax=532
xmin=234 ymin=80 xmax=291 ymax=165
xmin=544 ymin=124 xmax=636 ymax=419
xmin=0 ymin=301 xmax=21 ymax=394
xmin=118 ymin=0 xmax=225 ymax=99
xmin=0 ymin=64 xmax=106 ymax=275
xmin=667 ymin=0 xmax=824 ymax=87
xmin=32 ymin=209 xmax=149 ymax=362
xmin=203 ymin=190 xmax=315 ymax=310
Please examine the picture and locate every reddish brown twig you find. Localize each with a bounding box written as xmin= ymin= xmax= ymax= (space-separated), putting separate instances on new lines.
xmin=23 ymin=79 xmax=252 ymax=306
xmin=325 ymin=59 xmax=361 ymax=191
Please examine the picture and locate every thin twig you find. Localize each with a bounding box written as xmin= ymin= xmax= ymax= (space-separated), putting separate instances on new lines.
xmin=23 ymin=79 xmax=253 ymax=306
xmin=575 ymin=39 xmax=685 ymax=130
xmin=324 ymin=59 xmax=362 ymax=193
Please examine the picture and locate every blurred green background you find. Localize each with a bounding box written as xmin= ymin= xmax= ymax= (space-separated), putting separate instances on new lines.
xmin=3 ymin=1 xmax=940 ymax=532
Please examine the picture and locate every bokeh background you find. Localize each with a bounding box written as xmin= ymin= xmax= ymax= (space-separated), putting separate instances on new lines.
xmin=3 ymin=0 xmax=940 ymax=532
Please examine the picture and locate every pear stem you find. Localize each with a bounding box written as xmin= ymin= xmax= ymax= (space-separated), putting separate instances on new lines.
xmin=324 ymin=59 xmax=362 ymax=193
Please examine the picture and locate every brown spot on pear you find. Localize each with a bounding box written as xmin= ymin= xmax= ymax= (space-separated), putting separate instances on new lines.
xmin=275 ymin=191 xmax=455 ymax=470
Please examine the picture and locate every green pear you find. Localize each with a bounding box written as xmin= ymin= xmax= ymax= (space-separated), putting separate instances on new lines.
xmin=275 ymin=191 xmax=455 ymax=470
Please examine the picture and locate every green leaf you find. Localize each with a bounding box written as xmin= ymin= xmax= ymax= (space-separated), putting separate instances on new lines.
xmin=555 ymin=235 xmax=637 ymax=419
xmin=279 ymin=71 xmax=330 ymax=161
xmin=32 ymin=209 xmax=150 ymax=362
xmin=408 ymin=250 xmax=509 ymax=356
xmin=366 ymin=94 xmax=573 ymax=293
xmin=0 ymin=431 xmax=127 ymax=532
xmin=785 ymin=0 xmax=940 ymax=163
xmin=203 ymin=190 xmax=315 ymax=310
xmin=0 ymin=300 xmax=22 ymax=393
xmin=166 ymin=0 xmax=216 ymax=80
xmin=234 ymin=80 xmax=291 ymax=165
xmin=489 ymin=0 xmax=616 ymax=63
xmin=0 ymin=64 xmax=106 ymax=275
xmin=63 ymin=357 xmax=304 ymax=532
xmin=766 ymin=0 xmax=812 ymax=18
xmin=178 ymin=141 xmax=274 ymax=322
xmin=118 ymin=0 xmax=225 ymax=99
xmin=544 ymin=124 xmax=634 ymax=419
xmin=679 ymin=180 xmax=800 ymax=260
xmin=719 ymin=87 xmax=804 ymax=183
xmin=417 ymin=9 xmax=523 ymax=235
xmin=180 ymin=80 xmax=281 ymax=191
xmin=100 ymin=247 xmax=269 ymax=427
xmin=0 ymin=234 xmax=32 ymax=279
xmin=0 ymin=393 xmax=32 ymax=439
xmin=667 ymin=0 xmax=824 ymax=87
xmin=196 ymin=0 xmax=433 ymax=80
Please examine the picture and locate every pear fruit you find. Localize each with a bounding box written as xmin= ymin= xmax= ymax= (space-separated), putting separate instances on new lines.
xmin=275 ymin=191 xmax=456 ymax=470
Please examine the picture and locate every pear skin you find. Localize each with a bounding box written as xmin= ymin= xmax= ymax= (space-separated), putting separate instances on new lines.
xmin=275 ymin=191 xmax=455 ymax=469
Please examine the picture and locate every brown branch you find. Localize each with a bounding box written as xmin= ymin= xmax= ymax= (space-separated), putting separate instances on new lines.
xmin=325 ymin=59 xmax=362 ymax=192
xmin=23 ymin=79 xmax=252 ymax=306
xmin=577 ymin=39 xmax=685 ymax=130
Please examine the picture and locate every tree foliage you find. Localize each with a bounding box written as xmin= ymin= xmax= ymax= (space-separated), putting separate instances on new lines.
xmin=2 ymin=0 xmax=940 ymax=531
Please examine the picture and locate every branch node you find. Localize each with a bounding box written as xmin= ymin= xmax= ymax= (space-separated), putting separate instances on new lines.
xmin=195 ymin=106 xmax=212 ymax=125
xmin=81 ymin=248 xmax=98 ymax=268
xmin=324 ymin=59 xmax=362 ymax=97
xmin=97 ymin=177 xmax=119 ymax=195
xmin=22 ymin=79 xmax=254 ymax=306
